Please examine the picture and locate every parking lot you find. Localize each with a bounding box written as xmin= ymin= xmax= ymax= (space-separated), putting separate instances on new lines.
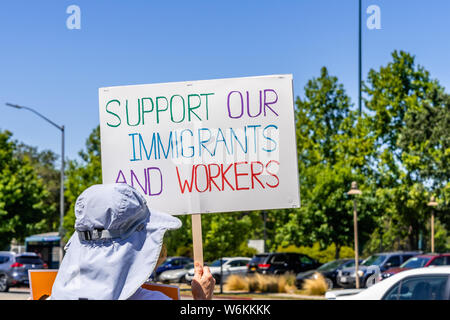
xmin=0 ymin=287 xmax=29 ymax=300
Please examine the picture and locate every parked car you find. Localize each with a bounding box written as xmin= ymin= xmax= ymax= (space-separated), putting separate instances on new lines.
xmin=337 ymin=251 xmax=421 ymax=288
xmin=296 ymin=259 xmax=362 ymax=289
xmin=247 ymin=252 xmax=321 ymax=275
xmin=326 ymin=266 xmax=450 ymax=300
xmin=0 ymin=252 xmax=47 ymax=292
xmin=185 ymin=257 xmax=251 ymax=284
xmin=158 ymin=262 xmax=194 ymax=283
xmin=381 ymin=253 xmax=450 ymax=280
xmin=153 ymin=256 xmax=193 ymax=280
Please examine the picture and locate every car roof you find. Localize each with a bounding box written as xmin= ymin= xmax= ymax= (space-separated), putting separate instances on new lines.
xmin=374 ymin=251 xmax=422 ymax=255
xmin=336 ymin=266 xmax=450 ymax=300
xmin=16 ymin=252 xmax=39 ymax=257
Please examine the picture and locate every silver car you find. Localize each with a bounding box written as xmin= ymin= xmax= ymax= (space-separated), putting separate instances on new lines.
xmin=0 ymin=252 xmax=46 ymax=292
xmin=159 ymin=263 xmax=194 ymax=283
xmin=185 ymin=257 xmax=251 ymax=284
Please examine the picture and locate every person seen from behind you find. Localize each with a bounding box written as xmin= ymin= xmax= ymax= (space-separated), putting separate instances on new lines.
xmin=49 ymin=183 xmax=215 ymax=300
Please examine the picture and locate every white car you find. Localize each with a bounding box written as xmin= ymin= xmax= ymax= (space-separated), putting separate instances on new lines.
xmin=326 ymin=266 xmax=450 ymax=300
xmin=185 ymin=257 xmax=251 ymax=284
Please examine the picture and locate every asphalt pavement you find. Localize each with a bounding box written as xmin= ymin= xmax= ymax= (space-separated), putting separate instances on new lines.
xmin=0 ymin=287 xmax=30 ymax=300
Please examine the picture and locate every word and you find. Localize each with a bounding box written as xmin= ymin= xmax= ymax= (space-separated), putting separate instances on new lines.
xmin=115 ymin=167 xmax=163 ymax=196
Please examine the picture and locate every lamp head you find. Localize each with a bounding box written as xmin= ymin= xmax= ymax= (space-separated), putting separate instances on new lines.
xmin=347 ymin=181 xmax=362 ymax=195
xmin=5 ymin=103 xmax=23 ymax=109
xmin=427 ymin=196 xmax=438 ymax=207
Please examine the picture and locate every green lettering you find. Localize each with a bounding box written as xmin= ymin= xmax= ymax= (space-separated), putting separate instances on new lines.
xmin=106 ymin=99 xmax=121 ymax=127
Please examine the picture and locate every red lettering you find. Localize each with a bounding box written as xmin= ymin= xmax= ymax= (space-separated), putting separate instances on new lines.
xmin=208 ymin=163 xmax=221 ymax=191
xmin=220 ymin=163 xmax=235 ymax=191
xmin=194 ymin=164 xmax=210 ymax=193
xmin=250 ymin=161 xmax=265 ymax=189
xmin=265 ymin=160 xmax=280 ymax=188
xmin=234 ymin=161 xmax=249 ymax=190
xmin=176 ymin=166 xmax=195 ymax=193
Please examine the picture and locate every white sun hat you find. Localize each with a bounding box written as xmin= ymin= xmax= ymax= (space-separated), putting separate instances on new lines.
xmin=50 ymin=183 xmax=181 ymax=300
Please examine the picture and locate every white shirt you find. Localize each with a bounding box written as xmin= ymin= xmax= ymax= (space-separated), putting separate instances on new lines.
xmin=127 ymin=287 xmax=172 ymax=300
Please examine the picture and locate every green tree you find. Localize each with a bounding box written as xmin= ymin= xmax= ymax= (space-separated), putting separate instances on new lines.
xmin=0 ymin=130 xmax=51 ymax=249
xmin=14 ymin=143 xmax=60 ymax=231
xmin=63 ymin=126 xmax=102 ymax=240
xmin=364 ymin=50 xmax=449 ymax=251
xmin=276 ymin=67 xmax=379 ymax=258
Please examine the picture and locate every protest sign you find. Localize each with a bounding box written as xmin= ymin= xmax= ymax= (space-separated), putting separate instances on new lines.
xmin=98 ymin=74 xmax=300 ymax=215
xmin=29 ymin=270 xmax=180 ymax=300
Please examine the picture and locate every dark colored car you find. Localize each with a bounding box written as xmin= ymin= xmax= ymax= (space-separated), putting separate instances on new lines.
xmin=381 ymin=253 xmax=450 ymax=280
xmin=337 ymin=251 xmax=421 ymax=288
xmin=247 ymin=252 xmax=321 ymax=275
xmin=153 ymin=256 xmax=193 ymax=280
xmin=0 ymin=252 xmax=47 ymax=292
xmin=296 ymin=259 xmax=363 ymax=289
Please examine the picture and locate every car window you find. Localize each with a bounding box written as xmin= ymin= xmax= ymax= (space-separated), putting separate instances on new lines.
xmin=386 ymin=255 xmax=401 ymax=267
xmin=210 ymin=259 xmax=228 ymax=267
xmin=173 ymin=259 xmax=182 ymax=266
xmin=318 ymin=260 xmax=343 ymax=271
xmin=383 ymin=276 xmax=449 ymax=300
xmin=362 ymin=255 xmax=386 ymax=266
xmin=16 ymin=256 xmax=43 ymax=264
xmin=250 ymin=255 xmax=268 ymax=264
xmin=241 ymin=260 xmax=250 ymax=266
xmin=401 ymin=257 xmax=430 ymax=268
xmin=299 ymin=255 xmax=313 ymax=265
xmin=228 ymin=260 xmax=242 ymax=267
xmin=271 ymin=254 xmax=287 ymax=264
xmin=429 ymin=257 xmax=446 ymax=266
xmin=0 ymin=256 xmax=10 ymax=264
xmin=401 ymin=255 xmax=414 ymax=263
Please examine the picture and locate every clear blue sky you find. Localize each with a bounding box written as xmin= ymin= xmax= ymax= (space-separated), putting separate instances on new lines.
xmin=1 ymin=0 xmax=449 ymax=163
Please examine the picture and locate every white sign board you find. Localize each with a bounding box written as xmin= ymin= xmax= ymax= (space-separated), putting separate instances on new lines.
xmin=99 ymin=74 xmax=300 ymax=215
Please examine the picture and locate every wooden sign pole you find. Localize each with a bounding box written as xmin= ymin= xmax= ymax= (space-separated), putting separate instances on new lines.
xmin=191 ymin=214 xmax=204 ymax=266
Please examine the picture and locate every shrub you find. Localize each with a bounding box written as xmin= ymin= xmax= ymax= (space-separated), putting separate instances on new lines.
xmin=224 ymin=274 xmax=248 ymax=291
xmin=224 ymin=273 xmax=297 ymax=293
xmin=301 ymin=272 xmax=328 ymax=296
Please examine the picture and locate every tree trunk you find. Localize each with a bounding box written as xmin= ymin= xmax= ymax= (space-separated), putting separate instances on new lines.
xmin=335 ymin=244 xmax=341 ymax=260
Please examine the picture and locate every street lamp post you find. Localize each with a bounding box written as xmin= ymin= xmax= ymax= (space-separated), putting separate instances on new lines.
xmin=427 ymin=196 xmax=438 ymax=253
xmin=5 ymin=103 xmax=65 ymax=265
xmin=348 ymin=181 xmax=362 ymax=289
xmin=358 ymin=0 xmax=362 ymax=116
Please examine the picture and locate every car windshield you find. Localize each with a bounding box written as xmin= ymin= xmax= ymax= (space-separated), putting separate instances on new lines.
xmin=160 ymin=258 xmax=175 ymax=267
xmin=250 ymin=255 xmax=268 ymax=264
xmin=184 ymin=263 xmax=194 ymax=270
xmin=345 ymin=260 xmax=356 ymax=268
xmin=400 ymin=256 xmax=430 ymax=268
xmin=361 ymin=255 xmax=386 ymax=266
xmin=317 ymin=260 xmax=343 ymax=271
xmin=210 ymin=259 xmax=229 ymax=267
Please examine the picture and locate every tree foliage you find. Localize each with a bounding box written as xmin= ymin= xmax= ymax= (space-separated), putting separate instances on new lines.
xmin=0 ymin=130 xmax=51 ymax=249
